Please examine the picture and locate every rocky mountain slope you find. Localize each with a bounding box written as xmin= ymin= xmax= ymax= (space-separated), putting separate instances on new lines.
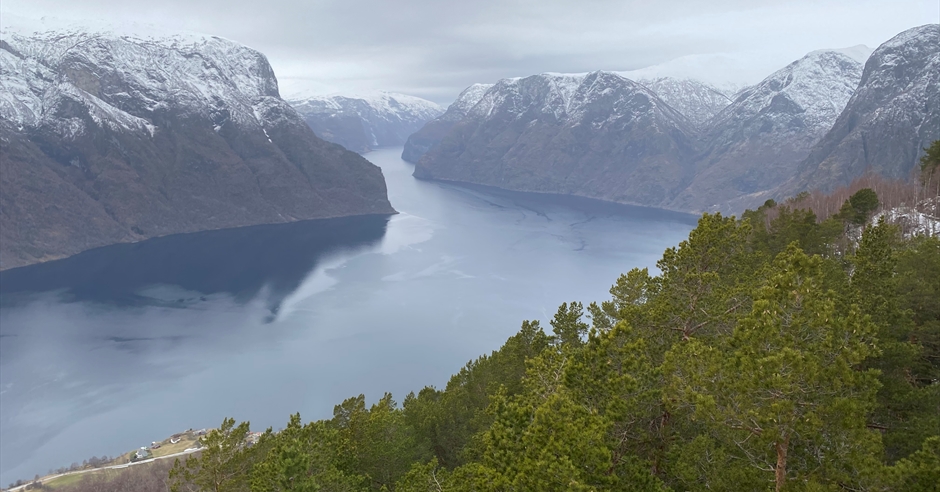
xmin=289 ymin=92 xmax=442 ymax=153
xmin=401 ymin=83 xmax=492 ymax=163
xmin=785 ymin=24 xmax=940 ymax=194
xmin=670 ymin=50 xmax=865 ymax=212
xmin=634 ymin=77 xmax=733 ymax=130
xmin=412 ymin=72 xmax=699 ymax=207
xmin=0 ymin=21 xmax=394 ymax=270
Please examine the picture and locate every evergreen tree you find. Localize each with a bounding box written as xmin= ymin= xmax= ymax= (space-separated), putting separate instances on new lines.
xmin=169 ymin=418 xmax=252 ymax=492
xmin=665 ymin=246 xmax=881 ymax=491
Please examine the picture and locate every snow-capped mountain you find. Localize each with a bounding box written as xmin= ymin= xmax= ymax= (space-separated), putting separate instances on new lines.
xmin=407 ymin=44 xmax=884 ymax=213
xmin=402 ymin=83 xmax=492 ymax=163
xmin=288 ymin=92 xmax=443 ymax=153
xmin=669 ymin=49 xmax=865 ymax=213
xmin=0 ymin=19 xmax=393 ymax=269
xmin=413 ymin=71 xmax=699 ymax=207
xmin=786 ymin=24 xmax=940 ymax=194
xmin=634 ymin=77 xmax=733 ymax=130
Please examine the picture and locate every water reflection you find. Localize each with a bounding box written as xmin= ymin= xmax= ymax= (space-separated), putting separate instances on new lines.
xmin=0 ymin=214 xmax=392 ymax=312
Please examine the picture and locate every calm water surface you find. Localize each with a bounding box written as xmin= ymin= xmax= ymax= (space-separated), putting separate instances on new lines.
xmin=0 ymin=148 xmax=695 ymax=483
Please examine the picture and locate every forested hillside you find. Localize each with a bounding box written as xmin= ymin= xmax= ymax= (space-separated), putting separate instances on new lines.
xmin=53 ymin=171 xmax=940 ymax=491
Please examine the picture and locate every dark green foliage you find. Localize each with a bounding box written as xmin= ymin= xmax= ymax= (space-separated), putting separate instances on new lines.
xmin=883 ymin=437 xmax=940 ymax=491
xmin=170 ymin=418 xmax=253 ymax=492
xmin=838 ymin=188 xmax=880 ymax=225
xmin=168 ymin=204 xmax=939 ymax=492
xmin=920 ymin=140 xmax=940 ymax=177
xmin=747 ymin=206 xmax=842 ymax=257
xmin=550 ymin=301 xmax=589 ymax=347
xmin=250 ymin=414 xmax=361 ymax=492
xmin=403 ymin=320 xmax=550 ymax=469
xmin=666 ymin=246 xmax=881 ymax=491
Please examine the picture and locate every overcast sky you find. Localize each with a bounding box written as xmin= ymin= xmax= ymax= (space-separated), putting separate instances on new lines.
xmin=2 ymin=0 xmax=937 ymax=105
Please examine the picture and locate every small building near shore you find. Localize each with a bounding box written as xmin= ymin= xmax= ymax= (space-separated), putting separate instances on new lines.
xmin=132 ymin=447 xmax=153 ymax=462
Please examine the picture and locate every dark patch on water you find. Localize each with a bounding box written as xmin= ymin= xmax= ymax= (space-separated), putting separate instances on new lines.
xmin=0 ymin=215 xmax=391 ymax=311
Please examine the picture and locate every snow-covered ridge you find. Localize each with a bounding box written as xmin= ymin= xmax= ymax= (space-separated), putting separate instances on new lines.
xmin=446 ymin=71 xmax=731 ymax=133
xmin=877 ymin=24 xmax=938 ymax=52
xmin=442 ymin=83 xmax=494 ymax=120
xmin=469 ymin=72 xmax=585 ymax=119
xmin=0 ymin=16 xmax=285 ymax=137
xmin=710 ymin=50 xmax=864 ymax=135
xmin=635 ymin=77 xmax=733 ymax=130
xmin=856 ymin=24 xmax=938 ymax=94
xmin=288 ymin=92 xmax=442 ymax=123
xmin=464 ymin=71 xmax=690 ymax=127
xmin=808 ymin=44 xmax=872 ymax=64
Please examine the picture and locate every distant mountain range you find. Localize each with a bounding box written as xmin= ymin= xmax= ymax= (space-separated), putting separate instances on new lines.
xmin=289 ymin=93 xmax=443 ymax=153
xmin=405 ymin=25 xmax=939 ymax=213
xmin=0 ymin=20 xmax=394 ymax=270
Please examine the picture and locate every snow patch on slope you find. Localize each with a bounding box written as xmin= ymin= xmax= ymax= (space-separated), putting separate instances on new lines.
xmin=877 ymin=199 xmax=940 ymax=237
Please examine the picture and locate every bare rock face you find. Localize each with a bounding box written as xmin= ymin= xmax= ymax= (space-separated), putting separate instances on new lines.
xmin=0 ymin=22 xmax=394 ymax=270
xmin=289 ymin=92 xmax=443 ymax=153
xmin=784 ymin=24 xmax=940 ymax=194
xmin=412 ymin=72 xmax=699 ymax=208
xmin=670 ymin=50 xmax=865 ymax=213
xmin=401 ymin=83 xmax=492 ymax=163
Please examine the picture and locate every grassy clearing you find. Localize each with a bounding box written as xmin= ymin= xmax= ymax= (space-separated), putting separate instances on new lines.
xmin=151 ymin=432 xmax=200 ymax=458
xmin=43 ymin=470 xmax=114 ymax=489
xmin=16 ymin=431 xmax=202 ymax=490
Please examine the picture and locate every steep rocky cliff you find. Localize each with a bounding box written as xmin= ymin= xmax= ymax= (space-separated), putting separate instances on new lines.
xmin=671 ymin=50 xmax=865 ymax=212
xmin=0 ymin=21 xmax=394 ymax=270
xmin=289 ymin=92 xmax=442 ymax=153
xmin=412 ymin=72 xmax=699 ymax=207
xmin=785 ymin=24 xmax=940 ymax=194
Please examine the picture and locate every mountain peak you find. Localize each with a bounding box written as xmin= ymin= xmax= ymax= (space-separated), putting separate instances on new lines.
xmin=786 ymin=23 xmax=940 ymax=193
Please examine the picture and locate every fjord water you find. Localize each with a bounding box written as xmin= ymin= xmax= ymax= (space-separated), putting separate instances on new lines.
xmin=0 ymin=148 xmax=695 ymax=484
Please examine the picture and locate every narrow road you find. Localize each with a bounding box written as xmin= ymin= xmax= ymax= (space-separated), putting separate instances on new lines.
xmin=5 ymin=447 xmax=202 ymax=492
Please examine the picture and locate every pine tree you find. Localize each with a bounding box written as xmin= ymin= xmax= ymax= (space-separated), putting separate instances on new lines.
xmin=169 ymin=418 xmax=252 ymax=492
xmin=665 ymin=246 xmax=882 ymax=491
